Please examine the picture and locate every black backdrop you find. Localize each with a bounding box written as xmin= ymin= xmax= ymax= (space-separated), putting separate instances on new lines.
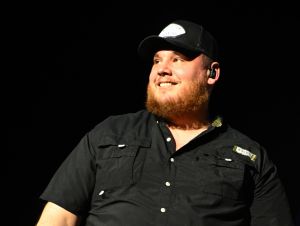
xmin=6 ymin=4 xmax=300 ymax=226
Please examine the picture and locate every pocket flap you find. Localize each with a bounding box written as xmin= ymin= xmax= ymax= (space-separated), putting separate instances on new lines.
xmin=97 ymin=134 xmax=151 ymax=147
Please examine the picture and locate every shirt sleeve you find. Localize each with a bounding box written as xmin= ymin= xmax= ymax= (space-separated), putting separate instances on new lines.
xmin=249 ymin=146 xmax=295 ymax=226
xmin=40 ymin=132 xmax=96 ymax=216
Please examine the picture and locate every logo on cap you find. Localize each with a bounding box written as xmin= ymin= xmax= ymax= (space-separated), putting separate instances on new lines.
xmin=159 ymin=23 xmax=186 ymax=38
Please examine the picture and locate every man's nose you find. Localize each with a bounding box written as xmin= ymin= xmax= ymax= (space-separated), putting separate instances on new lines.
xmin=157 ymin=62 xmax=172 ymax=76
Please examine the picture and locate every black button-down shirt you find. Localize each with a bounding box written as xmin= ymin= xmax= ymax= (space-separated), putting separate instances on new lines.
xmin=40 ymin=110 xmax=294 ymax=226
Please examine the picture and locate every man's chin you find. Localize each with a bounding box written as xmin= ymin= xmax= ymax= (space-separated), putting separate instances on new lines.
xmin=146 ymin=101 xmax=180 ymax=119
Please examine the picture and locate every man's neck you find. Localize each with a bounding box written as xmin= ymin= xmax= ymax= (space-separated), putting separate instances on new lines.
xmin=166 ymin=112 xmax=210 ymax=130
xmin=167 ymin=124 xmax=209 ymax=150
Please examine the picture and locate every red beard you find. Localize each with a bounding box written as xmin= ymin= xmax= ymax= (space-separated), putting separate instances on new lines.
xmin=146 ymin=79 xmax=209 ymax=121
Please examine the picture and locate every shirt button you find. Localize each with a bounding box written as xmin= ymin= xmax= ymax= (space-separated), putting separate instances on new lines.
xmin=166 ymin=137 xmax=172 ymax=142
xmin=170 ymin=157 xmax=175 ymax=162
xmin=165 ymin=181 xmax=171 ymax=187
xmin=160 ymin=207 xmax=166 ymax=213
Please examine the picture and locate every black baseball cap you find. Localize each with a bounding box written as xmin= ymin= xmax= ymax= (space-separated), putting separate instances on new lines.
xmin=138 ymin=20 xmax=219 ymax=61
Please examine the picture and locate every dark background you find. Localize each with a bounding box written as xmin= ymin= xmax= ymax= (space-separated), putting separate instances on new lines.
xmin=6 ymin=3 xmax=300 ymax=226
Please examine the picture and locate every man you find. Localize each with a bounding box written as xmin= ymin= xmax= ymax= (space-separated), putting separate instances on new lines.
xmin=36 ymin=20 xmax=295 ymax=226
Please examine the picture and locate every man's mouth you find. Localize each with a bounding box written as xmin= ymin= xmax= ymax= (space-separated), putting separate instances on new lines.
xmin=158 ymin=82 xmax=177 ymax=87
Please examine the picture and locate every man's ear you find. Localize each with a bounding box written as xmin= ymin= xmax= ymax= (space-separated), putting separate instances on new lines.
xmin=207 ymin=62 xmax=220 ymax=85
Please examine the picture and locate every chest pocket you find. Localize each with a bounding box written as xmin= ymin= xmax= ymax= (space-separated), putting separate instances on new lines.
xmin=95 ymin=135 xmax=151 ymax=189
xmin=197 ymin=152 xmax=248 ymax=200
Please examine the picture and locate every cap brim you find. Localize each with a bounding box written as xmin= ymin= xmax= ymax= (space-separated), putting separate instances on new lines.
xmin=137 ymin=35 xmax=200 ymax=61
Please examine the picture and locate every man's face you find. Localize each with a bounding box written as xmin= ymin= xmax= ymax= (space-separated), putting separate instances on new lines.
xmin=146 ymin=50 xmax=210 ymax=119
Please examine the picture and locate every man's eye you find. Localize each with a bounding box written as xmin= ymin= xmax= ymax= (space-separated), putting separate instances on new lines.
xmin=153 ymin=59 xmax=160 ymax=64
xmin=174 ymin=57 xmax=183 ymax=62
